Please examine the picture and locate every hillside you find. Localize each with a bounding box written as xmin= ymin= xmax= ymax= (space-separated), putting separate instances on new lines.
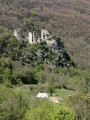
xmin=0 ymin=0 xmax=90 ymax=71
xmin=0 ymin=1 xmax=90 ymax=120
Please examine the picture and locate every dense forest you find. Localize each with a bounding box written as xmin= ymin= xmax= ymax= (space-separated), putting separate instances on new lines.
xmin=0 ymin=0 xmax=90 ymax=120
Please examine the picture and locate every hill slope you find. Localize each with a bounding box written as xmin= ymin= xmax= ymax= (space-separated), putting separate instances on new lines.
xmin=0 ymin=0 xmax=90 ymax=71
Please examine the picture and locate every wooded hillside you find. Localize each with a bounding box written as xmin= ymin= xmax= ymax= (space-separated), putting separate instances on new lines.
xmin=0 ymin=0 xmax=90 ymax=71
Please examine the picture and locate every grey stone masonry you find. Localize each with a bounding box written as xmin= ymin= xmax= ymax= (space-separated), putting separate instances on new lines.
xmin=14 ymin=28 xmax=51 ymax=44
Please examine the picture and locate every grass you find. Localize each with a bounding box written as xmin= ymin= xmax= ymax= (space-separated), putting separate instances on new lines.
xmin=53 ymin=89 xmax=76 ymax=104
xmin=14 ymin=85 xmax=76 ymax=101
xmin=54 ymin=89 xmax=76 ymax=98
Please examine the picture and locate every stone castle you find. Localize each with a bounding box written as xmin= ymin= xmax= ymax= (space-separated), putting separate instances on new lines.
xmin=14 ymin=28 xmax=50 ymax=44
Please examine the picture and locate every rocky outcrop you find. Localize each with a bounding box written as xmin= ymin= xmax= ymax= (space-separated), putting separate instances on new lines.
xmin=35 ymin=39 xmax=74 ymax=68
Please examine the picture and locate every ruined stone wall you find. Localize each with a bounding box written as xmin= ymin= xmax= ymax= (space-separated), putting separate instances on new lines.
xmin=14 ymin=28 xmax=50 ymax=44
xmin=14 ymin=28 xmax=21 ymax=40
xmin=41 ymin=29 xmax=49 ymax=41
xmin=28 ymin=32 xmax=37 ymax=44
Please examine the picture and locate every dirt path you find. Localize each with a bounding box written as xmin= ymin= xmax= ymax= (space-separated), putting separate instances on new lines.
xmin=49 ymin=97 xmax=59 ymax=104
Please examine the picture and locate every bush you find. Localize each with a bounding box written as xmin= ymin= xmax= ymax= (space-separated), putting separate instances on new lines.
xmin=22 ymin=69 xmax=38 ymax=84
xmin=68 ymin=94 xmax=90 ymax=120
xmin=0 ymin=84 xmax=28 ymax=120
xmin=25 ymin=101 xmax=78 ymax=120
xmin=47 ymin=85 xmax=55 ymax=96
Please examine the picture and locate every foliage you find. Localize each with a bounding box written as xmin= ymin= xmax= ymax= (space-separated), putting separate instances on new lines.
xmin=0 ymin=1 xmax=90 ymax=120
xmin=67 ymin=94 xmax=90 ymax=120
xmin=31 ymin=10 xmax=37 ymax=16
xmin=0 ymin=26 xmax=73 ymax=68
xmin=0 ymin=84 xmax=28 ymax=120
xmin=25 ymin=101 xmax=78 ymax=120
xmin=47 ymin=85 xmax=55 ymax=96
xmin=22 ymin=69 xmax=38 ymax=84
xmin=0 ymin=0 xmax=90 ymax=71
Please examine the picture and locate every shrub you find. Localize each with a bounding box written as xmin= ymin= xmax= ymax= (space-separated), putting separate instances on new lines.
xmin=0 ymin=84 xmax=28 ymax=120
xmin=31 ymin=10 xmax=37 ymax=16
xmin=68 ymin=94 xmax=90 ymax=120
xmin=25 ymin=101 xmax=78 ymax=120
xmin=47 ymin=85 xmax=55 ymax=96
xmin=22 ymin=69 xmax=38 ymax=84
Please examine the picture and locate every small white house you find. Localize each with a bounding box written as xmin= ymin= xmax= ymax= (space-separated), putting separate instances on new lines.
xmin=36 ymin=93 xmax=48 ymax=98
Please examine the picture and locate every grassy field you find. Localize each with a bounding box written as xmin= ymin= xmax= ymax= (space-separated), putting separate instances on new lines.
xmin=14 ymin=85 xmax=76 ymax=102
xmin=54 ymin=89 xmax=76 ymax=98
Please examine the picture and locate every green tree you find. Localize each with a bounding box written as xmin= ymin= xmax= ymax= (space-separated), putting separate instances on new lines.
xmin=22 ymin=69 xmax=38 ymax=84
xmin=0 ymin=85 xmax=28 ymax=120
xmin=48 ymin=85 xmax=55 ymax=96
xmin=25 ymin=101 xmax=78 ymax=120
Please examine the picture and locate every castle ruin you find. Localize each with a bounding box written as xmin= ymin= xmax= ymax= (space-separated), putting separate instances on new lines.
xmin=41 ymin=29 xmax=49 ymax=41
xmin=14 ymin=28 xmax=50 ymax=44
xmin=14 ymin=28 xmax=21 ymax=40
xmin=29 ymin=32 xmax=36 ymax=44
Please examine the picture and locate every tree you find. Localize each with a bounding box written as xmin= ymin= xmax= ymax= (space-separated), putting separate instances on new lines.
xmin=25 ymin=101 xmax=78 ymax=120
xmin=22 ymin=69 xmax=38 ymax=84
xmin=47 ymin=85 xmax=54 ymax=96
xmin=0 ymin=84 xmax=28 ymax=120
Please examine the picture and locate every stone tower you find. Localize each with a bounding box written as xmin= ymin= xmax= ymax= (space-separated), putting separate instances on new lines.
xmin=41 ymin=29 xmax=49 ymax=41
xmin=14 ymin=28 xmax=21 ymax=40
xmin=28 ymin=32 xmax=36 ymax=44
